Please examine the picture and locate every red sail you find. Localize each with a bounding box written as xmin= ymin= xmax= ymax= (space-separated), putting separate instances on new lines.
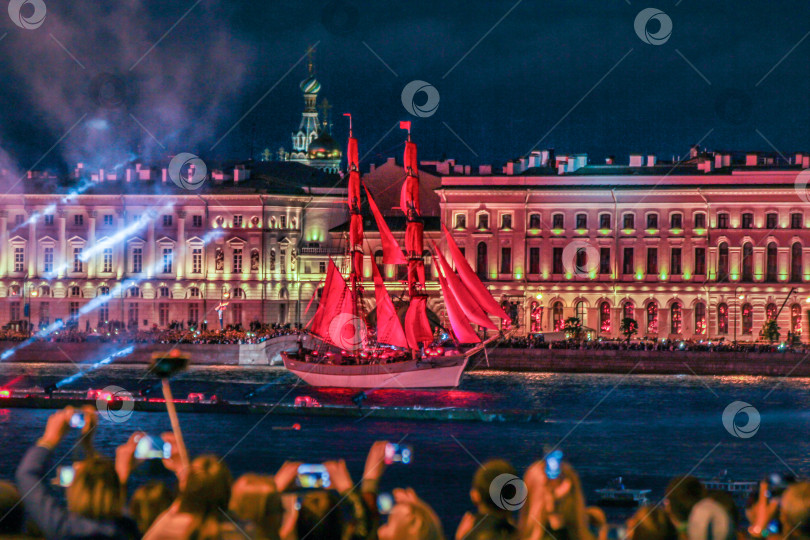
xmin=405 ymin=296 xmax=433 ymax=350
xmin=309 ymin=259 xmax=355 ymax=343
xmin=401 ymin=140 xmax=425 ymax=295
xmin=347 ymin=135 xmax=363 ymax=291
xmin=442 ymin=224 xmax=509 ymax=321
xmin=435 ymin=257 xmax=482 ymax=344
xmin=364 ymin=184 xmax=407 ymax=265
xmin=371 ymin=261 xmax=408 ymax=348
xmin=432 ymin=241 xmax=496 ymax=329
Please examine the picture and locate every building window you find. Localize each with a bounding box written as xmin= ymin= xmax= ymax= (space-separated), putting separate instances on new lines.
xmin=98 ymin=305 xmax=109 ymax=325
xmin=162 ymin=248 xmax=173 ymax=274
xmin=477 ymin=213 xmax=489 ymax=230
xmin=575 ymin=214 xmax=587 ymax=229
xmin=234 ymin=215 xmax=243 ymax=228
xmin=69 ymin=301 xmax=79 ymax=320
xmin=43 ymin=247 xmax=53 ymax=274
xmin=742 ymin=243 xmax=754 ymax=282
xmin=233 ymin=248 xmax=243 ymax=273
xmin=646 ymin=248 xmax=658 ymax=275
xmin=13 ymin=247 xmax=24 ymax=272
xmin=70 ymin=286 xmax=81 ymax=297
xmin=766 ymin=213 xmax=778 ymax=229
xmin=766 ymin=242 xmax=777 ymax=282
xmin=599 ymin=214 xmax=611 ymax=229
xmin=192 ymin=215 xmax=203 ymax=228
xmin=9 ymin=302 xmax=20 ymax=321
xmin=128 ymin=286 xmax=140 ymax=298
xmin=695 ymin=303 xmax=706 ymax=334
xmin=553 ymin=247 xmax=564 ymax=274
xmin=132 ymin=248 xmax=142 ymax=273
xmin=575 ymin=301 xmax=585 ymax=324
xmin=791 ymin=304 xmax=802 ymax=335
xmin=600 ymin=302 xmax=610 ymax=333
xmin=189 ymin=287 xmax=200 ymax=298
xmin=622 ymin=247 xmax=634 ymax=275
xmin=103 ymin=214 xmax=114 ymax=226
xmin=670 ymin=213 xmax=682 ymax=229
xmin=98 ymin=286 xmax=110 ymax=296
xmin=718 ymin=242 xmax=729 ymax=281
xmin=717 ymin=213 xmax=729 ymax=229
xmin=319 ymin=261 xmax=326 ymax=273
xmin=671 ymin=303 xmax=682 ymax=334
xmin=102 ymin=248 xmax=113 ymax=273
xmin=74 ymin=215 xmax=83 ymax=226
xmin=623 ymin=214 xmax=634 ymax=230
xmin=694 ymin=213 xmax=706 ymax=229
xmin=646 ymin=214 xmax=658 ymax=229
xmin=73 ymin=247 xmax=83 ymax=273
xmin=766 ymin=303 xmax=777 ymax=321
xmin=791 ymin=213 xmax=803 ymax=229
xmin=529 ymin=247 xmax=540 ymax=275
xmin=552 ymin=301 xmax=564 ymax=331
xmin=694 ymin=247 xmax=706 ymax=275
xmin=455 ymin=214 xmax=466 ymax=229
xmin=192 ymin=248 xmax=202 ymax=274
xmin=500 ymin=247 xmax=511 ymax=274
xmin=623 ymin=302 xmax=634 ymax=320
xmin=529 ymin=214 xmax=541 ymax=229
xmin=718 ymin=303 xmax=729 ymax=334
xmin=14 ymin=215 xmax=23 ymax=226
xmin=279 ymin=215 xmax=286 ymax=228
xmin=163 ymin=215 xmax=173 ymax=227
xmin=477 ymin=242 xmax=488 ymax=278
xmin=188 ymin=303 xmax=199 ymax=324
xmin=741 ymin=213 xmax=754 ymax=229
xmin=128 ymin=303 xmax=139 ymax=326
xmin=791 ymin=242 xmax=802 ymax=282
xmin=646 ymin=303 xmax=658 ymax=334
xmin=159 ymin=303 xmax=170 ymax=327
xmin=599 ymin=248 xmax=610 ymax=275
xmin=159 ymin=287 xmax=170 ymax=298
xmin=742 ymin=303 xmax=753 ymax=334
xmin=670 ymin=248 xmax=682 ymax=275
xmin=44 ymin=214 xmax=54 ymax=226
xmin=552 ymin=213 xmax=564 ymax=229
xmin=39 ymin=302 xmax=50 ymax=325
xmin=501 ymin=214 xmax=512 ymax=230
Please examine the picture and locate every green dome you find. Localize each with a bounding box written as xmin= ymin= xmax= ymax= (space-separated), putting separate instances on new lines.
xmin=300 ymin=76 xmax=321 ymax=94
xmin=307 ymin=132 xmax=341 ymax=159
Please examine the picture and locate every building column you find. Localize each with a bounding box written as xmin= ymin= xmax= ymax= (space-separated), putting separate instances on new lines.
xmin=57 ymin=211 xmax=66 ymax=279
xmin=27 ymin=216 xmax=37 ymax=277
xmin=176 ymin=211 xmax=186 ymax=280
xmin=0 ymin=211 xmax=8 ymax=278
xmin=116 ymin=211 xmax=125 ymax=279
xmin=146 ymin=219 xmax=155 ymax=278
xmin=87 ymin=211 xmax=97 ymax=278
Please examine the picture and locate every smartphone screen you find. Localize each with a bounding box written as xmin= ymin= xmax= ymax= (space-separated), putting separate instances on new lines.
xmin=58 ymin=466 xmax=75 ymax=487
xmin=377 ymin=493 xmax=394 ymax=514
xmin=69 ymin=413 xmax=85 ymax=429
xmin=134 ymin=435 xmax=171 ymax=460
xmin=295 ymin=464 xmax=331 ymax=489
xmin=546 ymin=449 xmax=563 ymax=480
xmin=384 ymin=443 xmax=413 ymax=465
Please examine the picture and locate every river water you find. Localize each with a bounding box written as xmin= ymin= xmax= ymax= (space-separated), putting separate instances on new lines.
xmin=0 ymin=363 xmax=808 ymax=531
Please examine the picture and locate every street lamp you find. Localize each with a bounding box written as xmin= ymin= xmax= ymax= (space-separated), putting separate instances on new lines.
xmin=734 ymin=286 xmax=744 ymax=345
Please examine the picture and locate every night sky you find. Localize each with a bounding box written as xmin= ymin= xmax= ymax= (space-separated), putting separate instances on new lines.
xmin=1 ymin=0 xmax=809 ymax=176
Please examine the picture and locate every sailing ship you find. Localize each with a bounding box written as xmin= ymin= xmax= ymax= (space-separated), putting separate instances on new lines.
xmin=281 ymin=120 xmax=509 ymax=388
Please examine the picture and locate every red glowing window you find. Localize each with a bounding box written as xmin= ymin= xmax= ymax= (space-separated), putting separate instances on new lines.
xmin=670 ymin=303 xmax=682 ymax=334
xmin=646 ymin=303 xmax=658 ymax=334
xmin=600 ymin=302 xmax=611 ymax=333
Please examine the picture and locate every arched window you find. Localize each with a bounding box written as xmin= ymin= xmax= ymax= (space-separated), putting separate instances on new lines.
xmin=718 ymin=303 xmax=729 ymax=334
xmin=476 ymin=242 xmax=488 ymax=279
xmin=694 ymin=303 xmax=706 ymax=335
xmin=38 ymin=285 xmax=50 ymax=297
xmin=127 ymin=286 xmax=140 ymax=298
xmin=646 ymin=303 xmax=658 ymax=334
xmin=454 ymin=214 xmax=466 ymax=229
xmin=742 ymin=303 xmax=753 ymax=334
xmin=70 ymin=286 xmax=81 ymax=297
xmin=232 ymin=287 xmax=245 ymax=299
xmin=374 ymin=250 xmax=384 ymax=266
xmin=575 ymin=301 xmax=585 ymax=325
xmin=671 ymin=302 xmax=682 ymax=334
xmin=766 ymin=302 xmax=777 ymax=321
xmin=791 ymin=304 xmax=802 ymax=335
xmin=717 ymin=242 xmax=729 ymax=281
xmin=188 ymin=287 xmax=200 ymax=298
xmin=279 ymin=288 xmax=289 ymax=300
xmin=623 ymin=301 xmax=634 ymax=320
xmin=742 ymin=242 xmax=754 ymax=282
xmin=529 ymin=214 xmax=541 ymax=229
xmin=599 ymin=301 xmax=610 ymax=333
xmin=552 ymin=301 xmax=564 ymax=331
xmin=791 ymin=242 xmax=802 ymax=282
xmin=766 ymin=242 xmax=778 ymax=282
xmin=98 ymin=286 xmax=110 ymax=296
xmin=477 ymin=212 xmax=489 ymax=230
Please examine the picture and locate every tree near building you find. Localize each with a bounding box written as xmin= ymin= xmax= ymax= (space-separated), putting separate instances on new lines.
xmin=761 ymin=319 xmax=780 ymax=344
xmin=564 ymin=317 xmax=583 ymax=342
xmin=620 ymin=318 xmax=638 ymax=344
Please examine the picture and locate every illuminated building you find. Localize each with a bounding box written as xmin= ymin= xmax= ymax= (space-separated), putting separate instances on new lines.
xmin=439 ymin=146 xmax=810 ymax=342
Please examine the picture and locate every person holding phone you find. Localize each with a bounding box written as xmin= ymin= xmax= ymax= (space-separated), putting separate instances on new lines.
xmin=14 ymin=407 xmax=140 ymax=539
xmin=455 ymin=459 xmax=519 ymax=540
xmin=748 ymin=480 xmax=810 ymax=539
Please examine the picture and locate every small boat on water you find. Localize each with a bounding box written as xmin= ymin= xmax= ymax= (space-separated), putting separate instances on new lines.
xmin=595 ymin=477 xmax=651 ymax=507
xmin=699 ymin=470 xmax=758 ymax=497
xmin=282 ymin=119 xmax=509 ymax=389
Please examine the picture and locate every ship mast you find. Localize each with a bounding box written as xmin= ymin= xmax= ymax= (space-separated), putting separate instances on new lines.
xmin=345 ymin=114 xmax=364 ymax=335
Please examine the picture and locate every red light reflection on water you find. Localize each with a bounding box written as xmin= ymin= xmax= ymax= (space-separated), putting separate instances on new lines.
xmin=304 ymin=387 xmax=495 ymax=408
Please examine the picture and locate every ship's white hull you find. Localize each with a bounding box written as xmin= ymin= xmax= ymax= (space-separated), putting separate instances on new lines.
xmin=282 ymin=354 xmax=470 ymax=389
